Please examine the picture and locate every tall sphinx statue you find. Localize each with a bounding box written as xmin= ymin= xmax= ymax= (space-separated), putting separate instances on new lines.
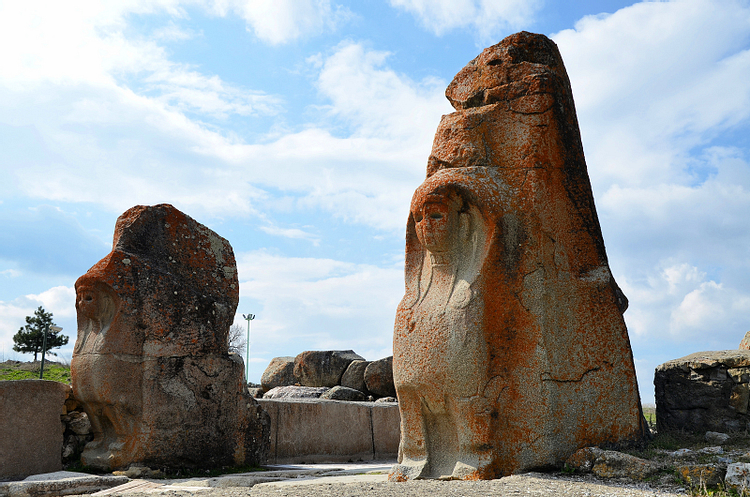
xmin=390 ymin=32 xmax=647 ymax=481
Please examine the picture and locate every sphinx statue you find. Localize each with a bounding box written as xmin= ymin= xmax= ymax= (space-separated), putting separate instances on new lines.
xmin=72 ymin=204 xmax=269 ymax=470
xmin=390 ymin=32 xmax=647 ymax=481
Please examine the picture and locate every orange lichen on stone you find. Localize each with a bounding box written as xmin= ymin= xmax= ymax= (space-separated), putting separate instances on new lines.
xmin=71 ymin=204 xmax=269 ymax=471
xmin=389 ymin=32 xmax=647 ymax=482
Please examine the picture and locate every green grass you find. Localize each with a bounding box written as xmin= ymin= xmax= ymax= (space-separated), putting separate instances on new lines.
xmin=0 ymin=361 xmax=71 ymax=383
xmin=643 ymin=406 xmax=656 ymax=428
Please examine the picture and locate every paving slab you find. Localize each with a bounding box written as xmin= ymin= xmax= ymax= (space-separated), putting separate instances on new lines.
xmin=0 ymin=471 xmax=128 ymax=497
xmin=5 ymin=461 xmax=397 ymax=496
xmin=254 ymin=473 xmax=388 ymax=488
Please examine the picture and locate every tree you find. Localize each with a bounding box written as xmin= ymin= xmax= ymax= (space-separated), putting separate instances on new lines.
xmin=228 ymin=323 xmax=247 ymax=357
xmin=12 ymin=306 xmax=69 ymax=361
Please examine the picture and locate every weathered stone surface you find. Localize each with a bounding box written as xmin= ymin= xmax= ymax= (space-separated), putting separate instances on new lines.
xmin=66 ymin=411 xmax=92 ymax=436
xmin=264 ymin=386 xmax=329 ymax=399
xmin=376 ymin=396 xmax=398 ymax=403
xmin=364 ymin=357 xmax=396 ymax=398
xmin=705 ymin=431 xmax=730 ymax=444
xmin=261 ymin=356 xmax=296 ymax=391
xmin=565 ymin=447 xmax=661 ymax=481
xmin=727 ymin=463 xmax=750 ymax=492
xmin=0 ymin=380 xmax=69 ymax=480
xmin=740 ymin=331 xmax=750 ymax=350
xmin=390 ymin=31 xmax=646 ymax=481
xmin=71 ymin=204 xmax=270 ymax=471
xmin=655 ymin=350 xmax=750 ymax=433
xmin=0 ymin=472 xmax=129 ymax=496
xmin=293 ymin=350 xmax=365 ymax=387
xmin=259 ymin=399 xmax=399 ymax=464
xmin=320 ymin=385 xmax=367 ymax=401
xmin=340 ymin=360 xmax=370 ymax=393
xmin=676 ymin=464 xmax=725 ymax=488
xmin=248 ymin=387 xmax=264 ymax=398
xmin=61 ymin=402 xmax=94 ymax=465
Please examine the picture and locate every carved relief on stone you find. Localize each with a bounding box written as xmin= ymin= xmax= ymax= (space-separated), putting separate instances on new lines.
xmin=71 ymin=204 xmax=269 ymax=471
xmin=390 ymin=32 xmax=647 ymax=481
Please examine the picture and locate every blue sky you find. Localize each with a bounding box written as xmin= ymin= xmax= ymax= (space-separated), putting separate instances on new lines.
xmin=2 ymin=0 xmax=750 ymax=404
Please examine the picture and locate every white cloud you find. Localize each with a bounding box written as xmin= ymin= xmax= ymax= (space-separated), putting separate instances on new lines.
xmin=315 ymin=42 xmax=449 ymax=141
xmin=0 ymin=2 xmax=281 ymax=119
xmin=3 ymin=29 xmax=448 ymax=231
xmin=259 ymin=224 xmax=321 ymax=245
xmin=547 ymin=1 xmax=750 ymax=359
xmin=235 ymin=250 xmax=402 ymax=360
xmin=389 ymin=0 xmax=542 ymax=42
xmin=211 ymin=0 xmax=352 ymax=45
xmin=553 ymin=0 xmax=750 ymax=190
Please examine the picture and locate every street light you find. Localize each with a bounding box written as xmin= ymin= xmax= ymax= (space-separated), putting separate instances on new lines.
xmin=39 ymin=325 xmax=62 ymax=380
xmin=242 ymin=314 xmax=255 ymax=383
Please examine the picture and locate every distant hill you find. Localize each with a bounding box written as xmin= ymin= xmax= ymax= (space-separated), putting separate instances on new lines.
xmin=0 ymin=360 xmax=70 ymax=383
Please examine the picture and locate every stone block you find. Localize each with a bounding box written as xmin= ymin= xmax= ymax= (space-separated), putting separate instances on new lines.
xmin=0 ymin=472 xmax=128 ymax=495
xmin=320 ymin=386 xmax=366 ymax=401
xmin=0 ymin=380 xmax=69 ymax=481
xmin=261 ymin=356 xmax=295 ymax=391
xmin=258 ymin=399 xmax=399 ymax=464
xmin=293 ymin=350 xmax=364 ymax=387
xmin=726 ymin=463 xmax=750 ymax=493
xmin=655 ymin=350 xmax=750 ymax=433
xmin=676 ymin=464 xmax=725 ymax=488
xmin=372 ymin=403 xmax=400 ymax=459
xmin=364 ymin=357 xmax=395 ymax=398
xmin=565 ymin=447 xmax=661 ymax=481
xmin=340 ymin=360 xmax=369 ymax=393
xmin=264 ymin=386 xmax=328 ymax=399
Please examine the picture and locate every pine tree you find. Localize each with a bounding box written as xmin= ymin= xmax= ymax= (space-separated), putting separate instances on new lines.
xmin=12 ymin=306 xmax=69 ymax=361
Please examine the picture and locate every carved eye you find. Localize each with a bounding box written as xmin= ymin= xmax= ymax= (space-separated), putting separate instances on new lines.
xmin=429 ymin=212 xmax=443 ymax=219
xmin=85 ymin=295 xmax=93 ymax=302
xmin=414 ymin=214 xmax=423 ymax=222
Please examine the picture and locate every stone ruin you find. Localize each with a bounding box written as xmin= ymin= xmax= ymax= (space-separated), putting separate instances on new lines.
xmin=71 ymin=204 xmax=270 ymax=471
xmin=389 ymin=32 xmax=648 ymax=481
xmin=258 ymin=351 xmax=396 ymax=401
xmin=655 ymin=339 xmax=750 ymax=434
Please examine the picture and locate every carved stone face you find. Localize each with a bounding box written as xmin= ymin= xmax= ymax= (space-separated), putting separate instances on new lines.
xmin=414 ymin=200 xmax=459 ymax=253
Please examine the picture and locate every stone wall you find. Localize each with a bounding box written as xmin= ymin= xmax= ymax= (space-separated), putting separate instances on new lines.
xmin=259 ymin=398 xmax=399 ymax=464
xmin=0 ymin=380 xmax=69 ymax=481
xmin=655 ymin=350 xmax=750 ymax=433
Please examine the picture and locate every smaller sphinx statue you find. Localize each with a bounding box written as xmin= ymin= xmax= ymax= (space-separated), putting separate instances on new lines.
xmin=72 ymin=204 xmax=269 ymax=470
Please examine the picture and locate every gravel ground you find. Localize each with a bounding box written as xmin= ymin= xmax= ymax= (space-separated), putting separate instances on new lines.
xmin=250 ymin=475 xmax=690 ymax=497
xmin=72 ymin=472 xmax=690 ymax=497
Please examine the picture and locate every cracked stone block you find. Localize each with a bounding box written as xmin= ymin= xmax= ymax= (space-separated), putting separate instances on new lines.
xmin=71 ymin=204 xmax=270 ymax=471
xmin=726 ymin=463 xmax=750 ymax=493
xmin=656 ymin=350 xmax=750 ymax=433
xmin=261 ymin=356 xmax=296 ymax=391
xmin=390 ymin=31 xmax=647 ymax=482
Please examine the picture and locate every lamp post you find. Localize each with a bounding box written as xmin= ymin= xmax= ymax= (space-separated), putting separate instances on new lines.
xmin=39 ymin=325 xmax=62 ymax=380
xmin=242 ymin=314 xmax=255 ymax=383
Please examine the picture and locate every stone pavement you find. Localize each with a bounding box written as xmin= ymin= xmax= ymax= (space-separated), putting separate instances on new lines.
xmin=1 ymin=461 xmax=691 ymax=497
xmin=0 ymin=462 xmax=393 ymax=496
